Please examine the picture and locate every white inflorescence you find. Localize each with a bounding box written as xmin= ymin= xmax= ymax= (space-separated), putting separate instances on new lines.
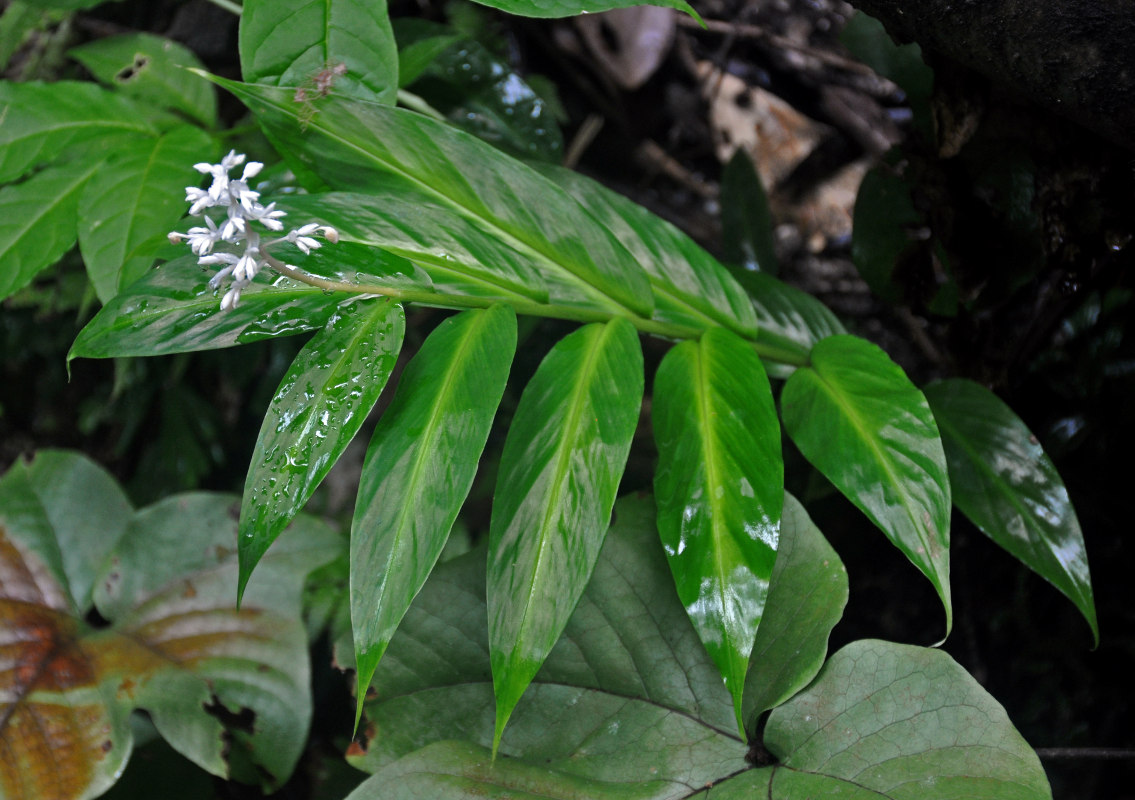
xmin=168 ymin=150 xmax=338 ymax=310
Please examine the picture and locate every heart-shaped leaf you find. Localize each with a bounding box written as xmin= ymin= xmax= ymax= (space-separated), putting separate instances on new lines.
xmin=352 ymin=305 xmax=516 ymax=715
xmin=238 ymin=298 xmax=405 ymax=598
xmin=925 ymin=378 xmax=1097 ymax=643
xmin=487 ymin=318 xmax=643 ymax=751
xmin=653 ymin=326 xmax=782 ymax=733
xmin=781 ymin=335 xmax=952 ymax=637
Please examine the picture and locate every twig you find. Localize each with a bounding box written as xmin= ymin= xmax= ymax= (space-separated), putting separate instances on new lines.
xmin=204 ymin=0 xmax=243 ymax=15
xmin=1035 ymin=747 xmax=1135 ymax=761
xmin=634 ymin=140 xmax=717 ymax=200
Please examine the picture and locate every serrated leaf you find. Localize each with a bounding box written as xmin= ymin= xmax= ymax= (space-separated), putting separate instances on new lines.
xmin=467 ymin=0 xmax=699 ymax=21
xmin=0 ymin=81 xmax=155 ymax=183
xmin=240 ymin=0 xmax=398 ymax=106
xmin=68 ymin=255 xmax=371 ymax=361
xmin=351 ymin=305 xmax=517 ymax=715
xmin=536 ymin=163 xmax=758 ymax=337
xmin=925 ymin=378 xmax=1097 ymax=643
xmin=756 ymin=640 xmax=1052 ymax=799
xmin=207 ymin=76 xmax=655 ymax=318
xmin=0 ymin=455 xmax=334 ymax=799
xmin=721 ymin=149 xmax=779 ymax=276
xmin=238 ymin=298 xmax=405 ymax=599
xmin=0 ymin=153 xmax=104 ymax=301
xmin=349 ymin=494 xmax=745 ymax=798
xmin=487 ymin=318 xmax=643 ymax=751
xmin=67 ymin=33 xmax=217 ymax=127
xmin=79 ymin=126 xmax=216 ymax=302
xmin=653 ymin=326 xmax=782 ymax=734
xmin=781 ymin=335 xmax=952 ymax=636
xmin=741 ymin=492 xmax=847 ymax=724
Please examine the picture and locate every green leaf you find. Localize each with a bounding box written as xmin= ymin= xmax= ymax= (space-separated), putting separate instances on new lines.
xmin=278 ymin=191 xmax=551 ymax=302
xmin=741 ymin=271 xmax=846 ymax=376
xmin=0 ymin=153 xmax=104 ymax=301
xmin=757 ymin=640 xmax=1051 ymax=799
xmin=79 ymin=126 xmax=217 ymax=302
xmin=393 ymin=19 xmax=458 ymax=87
xmin=487 ymin=318 xmax=643 ymax=752
xmin=349 ymin=494 xmax=745 ymax=797
xmin=16 ymin=450 xmax=133 ymax=613
xmin=0 ymin=80 xmax=155 ymax=183
xmin=352 ymin=305 xmax=517 ymax=717
xmin=67 ymin=32 xmax=218 ymax=127
xmin=851 ymin=154 xmax=924 ymax=306
xmin=240 ymin=0 xmax=398 ymax=106
xmin=652 ymin=326 xmax=782 ymax=734
xmin=536 ymin=163 xmax=758 ymax=338
xmin=924 ymin=378 xmax=1098 ymax=643
xmin=238 ymin=298 xmax=405 ymax=599
xmin=741 ymin=492 xmax=847 ymax=724
xmin=721 ymin=149 xmax=779 ymax=276
xmin=68 ymin=255 xmax=366 ymax=361
xmin=781 ymin=335 xmax=952 ymax=636
xmin=467 ymin=0 xmax=699 ymax=21
xmin=208 ymin=76 xmax=655 ymax=318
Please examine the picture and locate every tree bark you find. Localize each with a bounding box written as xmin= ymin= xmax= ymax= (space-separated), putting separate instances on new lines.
xmin=848 ymin=0 xmax=1135 ymax=150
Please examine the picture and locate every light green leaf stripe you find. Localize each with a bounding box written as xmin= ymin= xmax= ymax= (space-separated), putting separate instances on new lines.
xmin=781 ymin=335 xmax=952 ymax=637
xmin=238 ymin=298 xmax=405 ymax=598
xmin=925 ymin=378 xmax=1098 ymax=644
xmin=653 ymin=326 xmax=782 ymax=735
xmin=487 ymin=318 xmax=643 ymax=753
xmin=351 ymin=305 xmax=517 ymax=723
xmin=207 ymin=75 xmax=655 ymax=318
xmin=240 ymin=0 xmax=399 ymax=106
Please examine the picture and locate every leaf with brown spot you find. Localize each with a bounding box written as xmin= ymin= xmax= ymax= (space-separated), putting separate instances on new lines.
xmin=0 ymin=452 xmax=342 ymax=799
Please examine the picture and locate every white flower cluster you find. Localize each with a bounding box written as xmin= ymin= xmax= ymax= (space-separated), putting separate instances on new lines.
xmin=168 ymin=150 xmax=338 ymax=310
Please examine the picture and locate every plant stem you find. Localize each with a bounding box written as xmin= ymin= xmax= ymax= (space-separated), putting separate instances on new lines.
xmin=205 ymin=0 xmax=243 ymax=15
xmin=261 ymin=253 xmax=809 ymax=365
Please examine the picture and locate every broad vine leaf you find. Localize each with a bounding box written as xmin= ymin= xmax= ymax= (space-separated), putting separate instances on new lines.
xmin=467 ymin=0 xmax=699 ymax=21
xmin=78 ymin=126 xmax=216 ymax=302
xmin=487 ymin=319 xmax=643 ymax=752
xmin=0 ymin=453 xmax=336 ymax=799
xmin=781 ymin=335 xmax=952 ymax=636
xmin=536 ymin=163 xmax=758 ymax=338
xmin=0 ymin=153 xmax=104 ymax=301
xmin=711 ymin=640 xmax=1052 ymax=799
xmin=240 ymin=0 xmax=398 ymax=107
xmin=925 ymin=378 xmax=1098 ymax=643
xmin=652 ymin=326 xmax=782 ymax=734
xmin=721 ymin=148 xmax=779 ymax=276
xmin=741 ymin=492 xmax=847 ymax=725
xmin=0 ymin=81 xmax=155 ymax=184
xmin=352 ymin=305 xmax=517 ymax=717
xmin=68 ymin=255 xmax=371 ymax=361
xmin=238 ymin=298 xmax=404 ymax=598
xmin=67 ymin=33 xmax=217 ymax=127
xmin=207 ymin=76 xmax=655 ymax=319
xmin=348 ymin=494 xmax=745 ymax=798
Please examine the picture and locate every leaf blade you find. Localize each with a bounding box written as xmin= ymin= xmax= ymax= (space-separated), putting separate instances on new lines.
xmin=487 ymin=318 xmax=643 ymax=752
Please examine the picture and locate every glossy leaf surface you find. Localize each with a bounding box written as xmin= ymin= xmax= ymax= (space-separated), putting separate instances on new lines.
xmin=238 ymin=298 xmax=405 ymax=597
xmin=67 ymin=33 xmax=217 ymax=127
xmin=468 ymin=0 xmax=698 ymax=20
xmin=0 ymin=453 xmax=334 ymax=799
xmin=741 ymin=492 xmax=847 ymax=725
xmin=78 ymin=126 xmax=216 ymax=302
xmin=351 ymin=306 xmax=517 ymax=710
xmin=211 ymin=76 xmax=654 ymax=318
xmin=349 ymin=494 xmax=745 ymax=798
xmin=781 ymin=335 xmax=952 ymax=635
xmin=537 ymin=163 xmax=758 ymax=337
xmin=487 ymin=319 xmax=643 ymax=750
xmin=925 ymin=378 xmax=1097 ymax=642
xmin=0 ymin=154 xmax=103 ymax=300
xmin=68 ymin=255 xmax=375 ymax=360
xmin=0 ymin=81 xmax=154 ymax=184
xmin=721 ymin=149 xmax=779 ymax=276
xmin=240 ymin=0 xmax=398 ymax=106
xmin=653 ymin=326 xmax=782 ymax=733
xmin=738 ymin=270 xmax=845 ymax=377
